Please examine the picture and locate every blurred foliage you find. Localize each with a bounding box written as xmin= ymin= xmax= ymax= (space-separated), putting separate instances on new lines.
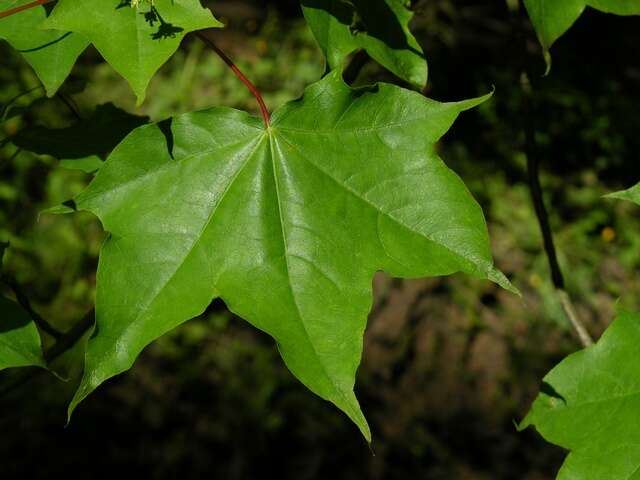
xmin=1 ymin=1 xmax=639 ymax=479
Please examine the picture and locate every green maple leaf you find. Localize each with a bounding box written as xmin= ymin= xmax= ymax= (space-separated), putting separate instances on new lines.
xmin=44 ymin=0 xmax=222 ymax=104
xmin=524 ymin=0 xmax=640 ymax=70
xmin=0 ymin=295 xmax=46 ymax=371
xmin=67 ymin=72 xmax=514 ymax=439
xmin=301 ymin=0 xmax=427 ymax=88
xmin=606 ymin=182 xmax=640 ymax=205
xmin=0 ymin=0 xmax=89 ymax=96
xmin=521 ymin=310 xmax=640 ymax=479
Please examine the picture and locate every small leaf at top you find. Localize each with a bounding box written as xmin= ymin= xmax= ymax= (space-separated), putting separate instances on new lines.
xmin=301 ymin=0 xmax=427 ymax=88
xmin=521 ymin=310 xmax=640 ymax=479
xmin=605 ymin=182 xmax=640 ymax=206
xmin=0 ymin=295 xmax=46 ymax=371
xmin=44 ymin=0 xmax=223 ymax=104
xmin=67 ymin=72 xmax=513 ymax=440
xmin=523 ymin=0 xmax=640 ymax=71
xmin=0 ymin=0 xmax=89 ymax=96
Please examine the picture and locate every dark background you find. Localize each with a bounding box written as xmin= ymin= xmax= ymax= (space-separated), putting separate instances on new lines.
xmin=1 ymin=1 xmax=639 ymax=478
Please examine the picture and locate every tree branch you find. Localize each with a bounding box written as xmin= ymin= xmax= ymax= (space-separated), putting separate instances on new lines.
xmin=44 ymin=308 xmax=94 ymax=362
xmin=520 ymin=72 xmax=594 ymax=348
xmin=520 ymin=73 xmax=564 ymax=289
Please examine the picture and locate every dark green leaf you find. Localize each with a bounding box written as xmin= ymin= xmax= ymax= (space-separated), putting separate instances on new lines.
xmin=524 ymin=0 xmax=640 ymax=70
xmin=68 ymin=72 xmax=513 ymax=439
xmin=13 ymin=103 xmax=148 ymax=160
xmin=301 ymin=0 xmax=427 ymax=88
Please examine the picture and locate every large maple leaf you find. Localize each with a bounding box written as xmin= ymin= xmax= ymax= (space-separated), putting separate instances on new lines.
xmin=68 ymin=72 xmax=513 ymax=440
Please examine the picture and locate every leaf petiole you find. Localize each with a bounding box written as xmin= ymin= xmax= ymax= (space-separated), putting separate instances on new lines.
xmin=0 ymin=0 xmax=55 ymax=19
xmin=196 ymin=32 xmax=271 ymax=127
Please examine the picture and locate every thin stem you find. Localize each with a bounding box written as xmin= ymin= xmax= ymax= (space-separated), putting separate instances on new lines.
xmin=521 ymin=73 xmax=564 ymax=289
xmin=520 ymin=72 xmax=594 ymax=348
xmin=2 ymin=278 xmax=63 ymax=339
xmin=56 ymin=92 xmax=82 ymax=120
xmin=0 ymin=309 xmax=94 ymax=397
xmin=0 ymin=0 xmax=54 ymax=19
xmin=558 ymin=289 xmax=594 ymax=347
xmin=44 ymin=308 xmax=94 ymax=361
xmin=1 ymin=86 xmax=43 ymax=121
xmin=196 ymin=32 xmax=270 ymax=127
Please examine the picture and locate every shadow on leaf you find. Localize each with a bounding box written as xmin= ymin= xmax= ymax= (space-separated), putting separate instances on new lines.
xmin=301 ymin=0 xmax=422 ymax=55
xmin=116 ymin=1 xmax=184 ymax=40
xmin=540 ymin=381 xmax=567 ymax=405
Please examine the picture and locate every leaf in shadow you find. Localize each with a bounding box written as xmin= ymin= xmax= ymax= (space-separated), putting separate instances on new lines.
xmin=0 ymin=296 xmax=45 ymax=370
xmin=12 ymin=103 xmax=148 ymax=160
xmin=301 ymin=0 xmax=427 ymax=87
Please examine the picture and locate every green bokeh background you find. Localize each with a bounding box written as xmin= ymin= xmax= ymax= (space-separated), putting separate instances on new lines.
xmin=1 ymin=1 xmax=639 ymax=478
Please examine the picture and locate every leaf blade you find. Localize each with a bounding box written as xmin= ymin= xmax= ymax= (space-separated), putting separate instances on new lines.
xmin=44 ymin=0 xmax=222 ymax=103
xmin=69 ymin=74 xmax=510 ymax=440
xmin=0 ymin=0 xmax=88 ymax=95
xmin=605 ymin=182 xmax=640 ymax=206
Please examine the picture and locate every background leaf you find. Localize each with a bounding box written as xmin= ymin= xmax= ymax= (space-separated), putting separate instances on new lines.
xmin=0 ymin=295 xmax=45 ymax=371
xmin=301 ymin=0 xmax=427 ymax=88
xmin=524 ymin=0 xmax=640 ymax=68
xmin=66 ymin=72 xmax=511 ymax=440
xmin=12 ymin=103 xmax=148 ymax=161
xmin=0 ymin=0 xmax=89 ymax=96
xmin=44 ymin=0 xmax=222 ymax=103
xmin=521 ymin=310 xmax=640 ymax=479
